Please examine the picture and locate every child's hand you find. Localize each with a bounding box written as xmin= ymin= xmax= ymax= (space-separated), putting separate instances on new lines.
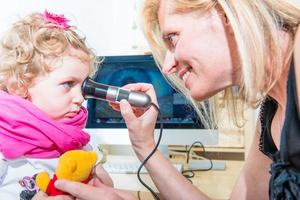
xmin=32 ymin=191 xmax=74 ymax=200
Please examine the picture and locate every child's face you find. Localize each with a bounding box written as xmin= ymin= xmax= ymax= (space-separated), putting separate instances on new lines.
xmin=27 ymin=55 xmax=90 ymax=121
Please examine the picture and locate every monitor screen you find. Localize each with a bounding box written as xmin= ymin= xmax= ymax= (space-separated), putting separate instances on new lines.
xmin=86 ymin=55 xmax=204 ymax=129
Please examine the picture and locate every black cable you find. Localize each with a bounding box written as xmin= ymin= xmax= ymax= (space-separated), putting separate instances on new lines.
xmin=181 ymin=141 xmax=213 ymax=180
xmin=136 ymin=102 xmax=162 ymax=200
xmin=92 ymin=102 xmax=162 ymax=199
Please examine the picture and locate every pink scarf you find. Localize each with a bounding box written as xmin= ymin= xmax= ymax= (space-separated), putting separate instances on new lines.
xmin=0 ymin=90 xmax=90 ymax=159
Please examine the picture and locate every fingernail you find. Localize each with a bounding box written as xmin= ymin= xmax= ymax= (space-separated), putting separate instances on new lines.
xmin=54 ymin=179 xmax=63 ymax=187
xmin=120 ymin=100 xmax=130 ymax=113
xmin=120 ymin=99 xmax=127 ymax=104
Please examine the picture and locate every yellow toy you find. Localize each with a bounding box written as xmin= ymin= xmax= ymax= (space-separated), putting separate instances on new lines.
xmin=36 ymin=150 xmax=97 ymax=196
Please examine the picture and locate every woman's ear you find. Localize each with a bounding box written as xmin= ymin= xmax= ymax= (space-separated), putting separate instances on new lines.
xmin=223 ymin=13 xmax=229 ymax=25
xmin=223 ymin=13 xmax=234 ymax=35
xmin=216 ymin=5 xmax=233 ymax=35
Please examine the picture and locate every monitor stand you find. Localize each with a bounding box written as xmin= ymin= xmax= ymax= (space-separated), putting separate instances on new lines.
xmin=100 ymin=144 xmax=170 ymax=160
xmin=87 ymin=128 xmax=218 ymax=155
xmin=86 ymin=128 xmax=219 ymax=146
xmin=158 ymin=145 xmax=170 ymax=159
xmin=86 ymin=128 xmax=222 ymax=169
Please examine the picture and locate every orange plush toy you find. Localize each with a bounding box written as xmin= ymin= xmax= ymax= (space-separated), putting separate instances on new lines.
xmin=36 ymin=150 xmax=97 ymax=196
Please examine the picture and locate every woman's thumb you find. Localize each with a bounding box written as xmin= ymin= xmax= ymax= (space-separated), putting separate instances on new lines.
xmin=119 ymin=99 xmax=135 ymax=122
xmin=88 ymin=177 xmax=104 ymax=187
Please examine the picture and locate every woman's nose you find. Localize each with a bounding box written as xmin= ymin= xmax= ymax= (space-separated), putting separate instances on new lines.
xmin=162 ymin=51 xmax=178 ymax=75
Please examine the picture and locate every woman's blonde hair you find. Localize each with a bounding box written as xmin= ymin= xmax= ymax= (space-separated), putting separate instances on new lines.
xmin=0 ymin=12 xmax=96 ymax=97
xmin=142 ymin=0 xmax=300 ymax=128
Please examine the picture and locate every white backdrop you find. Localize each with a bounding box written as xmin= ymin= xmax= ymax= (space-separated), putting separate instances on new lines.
xmin=0 ymin=0 xmax=299 ymax=56
xmin=0 ymin=0 xmax=149 ymax=56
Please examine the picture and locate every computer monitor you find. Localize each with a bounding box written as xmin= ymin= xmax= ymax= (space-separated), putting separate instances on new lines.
xmin=85 ymin=55 xmax=218 ymax=154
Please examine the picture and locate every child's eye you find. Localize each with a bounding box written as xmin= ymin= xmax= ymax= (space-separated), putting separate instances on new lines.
xmin=61 ymin=81 xmax=74 ymax=89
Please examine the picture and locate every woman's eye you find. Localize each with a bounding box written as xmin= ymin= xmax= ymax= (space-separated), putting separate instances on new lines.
xmin=166 ymin=34 xmax=177 ymax=47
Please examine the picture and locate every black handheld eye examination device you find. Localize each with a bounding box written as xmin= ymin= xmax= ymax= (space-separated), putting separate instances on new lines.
xmin=81 ymin=77 xmax=152 ymax=108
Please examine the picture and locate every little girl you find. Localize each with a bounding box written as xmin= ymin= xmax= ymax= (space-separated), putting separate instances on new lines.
xmin=0 ymin=10 xmax=109 ymax=199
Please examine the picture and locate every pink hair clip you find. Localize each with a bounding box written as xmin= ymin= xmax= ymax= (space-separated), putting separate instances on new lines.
xmin=42 ymin=10 xmax=70 ymax=30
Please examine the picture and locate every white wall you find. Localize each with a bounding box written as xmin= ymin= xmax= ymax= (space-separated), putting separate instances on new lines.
xmin=0 ymin=0 xmax=299 ymax=56
xmin=0 ymin=0 xmax=149 ymax=56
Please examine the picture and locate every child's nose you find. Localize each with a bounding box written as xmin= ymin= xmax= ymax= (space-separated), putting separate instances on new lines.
xmin=74 ymin=90 xmax=85 ymax=105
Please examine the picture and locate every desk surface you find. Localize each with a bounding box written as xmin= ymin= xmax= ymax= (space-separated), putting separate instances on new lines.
xmin=190 ymin=160 xmax=243 ymax=200
xmin=106 ymin=155 xmax=244 ymax=200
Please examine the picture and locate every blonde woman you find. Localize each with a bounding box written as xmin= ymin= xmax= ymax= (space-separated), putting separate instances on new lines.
xmin=56 ymin=0 xmax=300 ymax=199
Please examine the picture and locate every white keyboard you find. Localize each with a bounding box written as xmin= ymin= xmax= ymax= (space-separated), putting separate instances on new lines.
xmin=103 ymin=161 xmax=183 ymax=174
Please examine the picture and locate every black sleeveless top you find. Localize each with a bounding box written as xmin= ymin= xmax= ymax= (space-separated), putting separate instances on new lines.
xmin=259 ymin=60 xmax=300 ymax=199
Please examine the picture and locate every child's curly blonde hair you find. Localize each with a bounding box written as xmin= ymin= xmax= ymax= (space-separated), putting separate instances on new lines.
xmin=0 ymin=12 xmax=96 ymax=97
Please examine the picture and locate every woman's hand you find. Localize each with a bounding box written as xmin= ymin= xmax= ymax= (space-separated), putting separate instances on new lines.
xmin=32 ymin=191 xmax=73 ymax=200
xmin=93 ymin=163 xmax=114 ymax=187
xmin=110 ymin=83 xmax=159 ymax=160
xmin=54 ymin=178 xmax=137 ymax=200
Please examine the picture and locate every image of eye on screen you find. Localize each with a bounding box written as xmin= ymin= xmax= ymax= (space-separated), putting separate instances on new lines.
xmin=86 ymin=55 xmax=204 ymax=129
